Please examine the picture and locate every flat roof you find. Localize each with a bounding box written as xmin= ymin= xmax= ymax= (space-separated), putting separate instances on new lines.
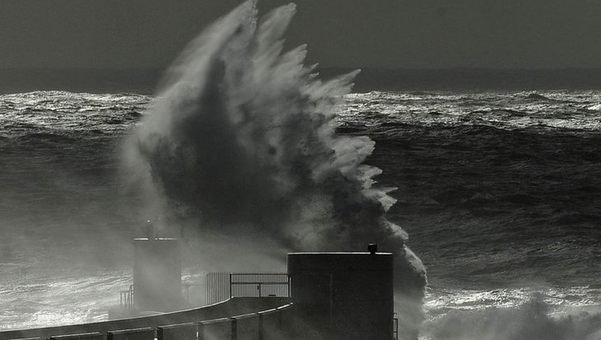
xmin=288 ymin=252 xmax=393 ymax=256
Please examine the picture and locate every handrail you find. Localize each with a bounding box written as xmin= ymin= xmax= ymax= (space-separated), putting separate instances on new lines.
xmin=229 ymin=273 xmax=290 ymax=299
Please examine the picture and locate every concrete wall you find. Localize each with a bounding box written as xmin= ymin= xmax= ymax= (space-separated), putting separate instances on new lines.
xmin=0 ymin=298 xmax=290 ymax=340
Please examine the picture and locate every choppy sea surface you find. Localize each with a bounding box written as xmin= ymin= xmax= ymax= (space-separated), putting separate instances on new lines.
xmin=1 ymin=90 xmax=600 ymax=338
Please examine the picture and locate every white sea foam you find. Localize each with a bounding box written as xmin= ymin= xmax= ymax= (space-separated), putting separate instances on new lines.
xmin=422 ymin=292 xmax=601 ymax=340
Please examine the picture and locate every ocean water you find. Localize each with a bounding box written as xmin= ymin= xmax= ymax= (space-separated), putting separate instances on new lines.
xmin=1 ymin=90 xmax=601 ymax=338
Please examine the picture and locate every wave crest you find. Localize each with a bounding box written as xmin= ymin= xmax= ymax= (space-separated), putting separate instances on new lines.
xmin=423 ymin=294 xmax=601 ymax=340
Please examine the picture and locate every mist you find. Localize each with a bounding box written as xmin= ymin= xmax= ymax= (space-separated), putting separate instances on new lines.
xmin=122 ymin=0 xmax=426 ymax=334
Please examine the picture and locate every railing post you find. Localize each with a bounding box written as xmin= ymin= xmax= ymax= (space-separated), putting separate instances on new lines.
xmin=198 ymin=322 xmax=205 ymax=340
xmin=329 ymin=273 xmax=334 ymax=329
xmin=129 ymin=284 xmax=134 ymax=307
xmin=183 ymin=283 xmax=190 ymax=305
xmin=229 ymin=273 xmax=233 ymax=298
xmin=231 ymin=318 xmax=237 ymax=340
xmin=278 ymin=307 xmax=283 ymax=328
xmin=258 ymin=313 xmax=264 ymax=340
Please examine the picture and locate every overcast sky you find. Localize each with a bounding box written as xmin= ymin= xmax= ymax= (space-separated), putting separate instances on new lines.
xmin=1 ymin=0 xmax=600 ymax=70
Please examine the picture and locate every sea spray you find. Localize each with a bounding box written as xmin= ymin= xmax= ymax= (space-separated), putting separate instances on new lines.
xmin=422 ymin=294 xmax=601 ymax=340
xmin=123 ymin=1 xmax=426 ymax=336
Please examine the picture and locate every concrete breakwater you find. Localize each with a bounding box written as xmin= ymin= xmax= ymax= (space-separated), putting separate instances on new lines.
xmin=1 ymin=251 xmax=397 ymax=340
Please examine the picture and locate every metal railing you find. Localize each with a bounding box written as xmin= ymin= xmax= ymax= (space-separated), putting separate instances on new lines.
xmin=119 ymin=285 xmax=134 ymax=309
xmin=118 ymin=273 xmax=291 ymax=309
xmin=206 ymin=272 xmax=231 ymax=305
xmin=205 ymin=272 xmax=290 ymax=305
xmin=229 ymin=273 xmax=290 ymax=298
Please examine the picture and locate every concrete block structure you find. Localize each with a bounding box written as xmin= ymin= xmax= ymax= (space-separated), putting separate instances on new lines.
xmin=288 ymin=251 xmax=394 ymax=340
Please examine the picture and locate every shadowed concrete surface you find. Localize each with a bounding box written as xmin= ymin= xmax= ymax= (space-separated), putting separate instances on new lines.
xmin=288 ymin=252 xmax=394 ymax=340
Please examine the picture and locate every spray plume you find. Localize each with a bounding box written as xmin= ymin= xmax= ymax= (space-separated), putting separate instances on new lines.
xmin=124 ymin=0 xmax=426 ymax=335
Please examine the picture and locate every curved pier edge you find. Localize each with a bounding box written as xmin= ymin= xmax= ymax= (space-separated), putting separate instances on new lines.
xmin=0 ymin=297 xmax=291 ymax=340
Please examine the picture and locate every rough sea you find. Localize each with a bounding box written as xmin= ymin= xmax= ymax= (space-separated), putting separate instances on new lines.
xmin=1 ymin=90 xmax=600 ymax=339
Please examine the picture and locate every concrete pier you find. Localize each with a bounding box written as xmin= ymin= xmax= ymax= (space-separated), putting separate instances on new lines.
xmin=1 ymin=247 xmax=397 ymax=340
